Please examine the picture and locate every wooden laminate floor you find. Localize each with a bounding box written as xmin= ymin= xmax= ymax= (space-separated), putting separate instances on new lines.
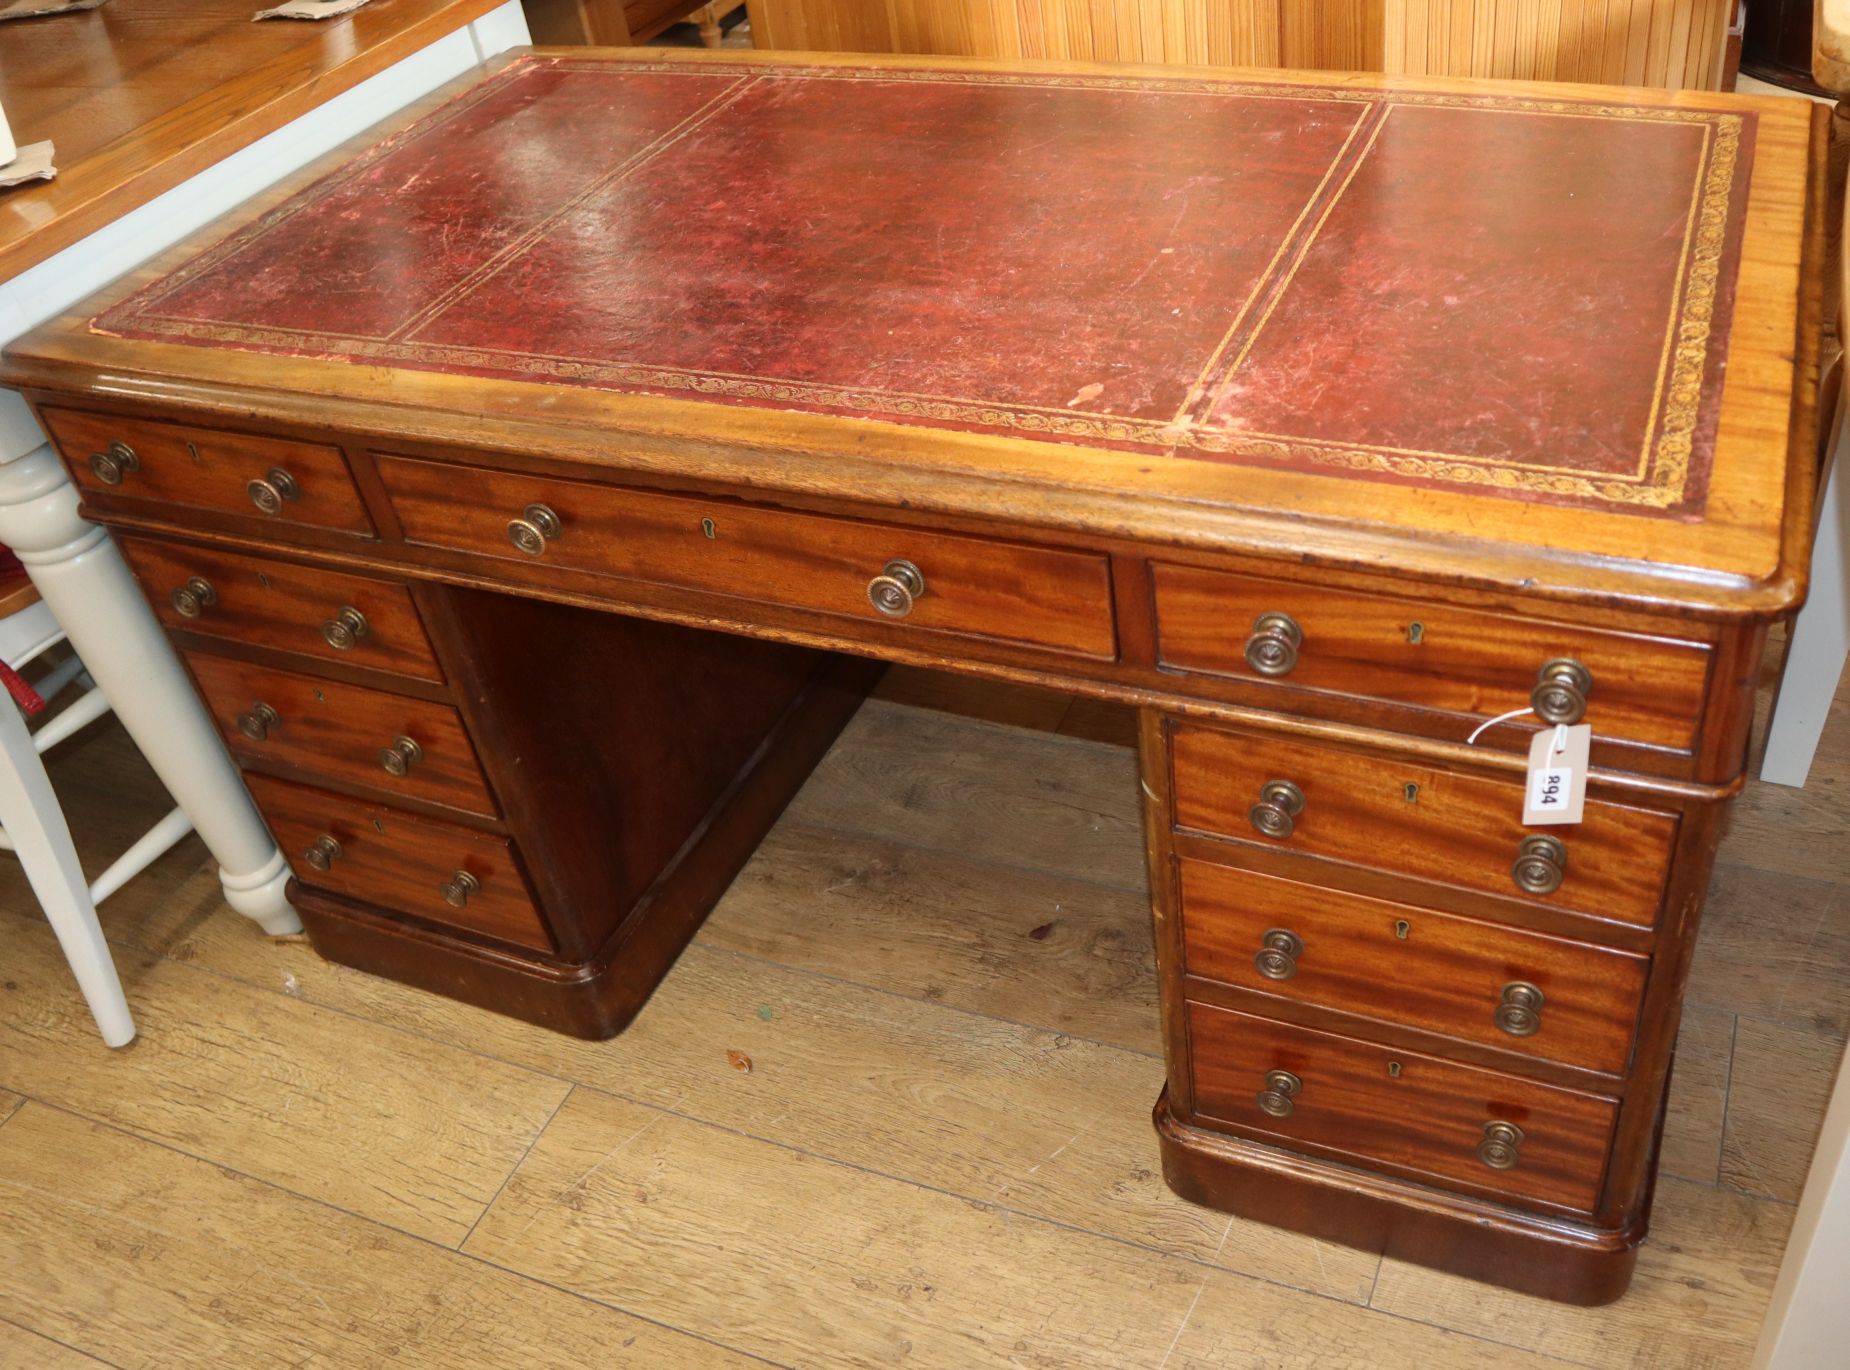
xmin=0 ymin=645 xmax=1845 ymax=1369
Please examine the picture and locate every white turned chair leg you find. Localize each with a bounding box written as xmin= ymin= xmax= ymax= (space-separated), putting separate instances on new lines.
xmin=1763 ymin=431 xmax=1850 ymax=787
xmin=0 ymin=684 xmax=134 ymax=1047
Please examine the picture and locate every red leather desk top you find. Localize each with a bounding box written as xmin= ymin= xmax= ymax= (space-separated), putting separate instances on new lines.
xmin=90 ymin=54 xmax=1761 ymax=521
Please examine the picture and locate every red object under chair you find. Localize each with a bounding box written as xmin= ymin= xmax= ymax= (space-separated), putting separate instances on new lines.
xmin=0 ymin=544 xmax=46 ymax=715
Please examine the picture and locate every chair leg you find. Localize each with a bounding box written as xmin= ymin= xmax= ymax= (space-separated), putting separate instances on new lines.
xmin=696 ymin=3 xmax=723 ymax=47
xmin=1763 ymin=426 xmax=1850 ymax=787
xmin=0 ymin=692 xmax=135 ymax=1047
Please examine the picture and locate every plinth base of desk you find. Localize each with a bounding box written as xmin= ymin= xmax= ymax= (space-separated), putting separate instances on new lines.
xmin=294 ymin=656 xmax=876 ymax=1039
xmin=1154 ymin=1090 xmax=1645 ymax=1305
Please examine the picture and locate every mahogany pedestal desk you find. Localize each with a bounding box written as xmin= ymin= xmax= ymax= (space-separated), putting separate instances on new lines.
xmin=0 ymin=48 xmax=1823 ymax=1305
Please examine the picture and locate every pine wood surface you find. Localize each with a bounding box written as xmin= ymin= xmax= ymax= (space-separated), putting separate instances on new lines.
xmin=0 ymin=0 xmax=510 ymax=282
xmin=0 ymin=650 xmax=1843 ymax=1366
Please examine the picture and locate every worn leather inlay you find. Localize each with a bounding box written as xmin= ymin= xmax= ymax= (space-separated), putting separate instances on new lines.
xmin=94 ymin=56 xmax=1756 ymax=517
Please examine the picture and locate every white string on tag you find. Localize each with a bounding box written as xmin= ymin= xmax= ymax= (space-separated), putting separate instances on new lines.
xmin=1551 ymin=723 xmax=1569 ymax=755
xmin=1467 ymin=706 xmax=1534 ymax=746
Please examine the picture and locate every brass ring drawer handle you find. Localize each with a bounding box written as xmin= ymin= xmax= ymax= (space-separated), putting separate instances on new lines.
xmin=1511 ymin=833 xmax=1567 ymax=896
xmin=1478 ymin=1119 xmax=1525 ymax=1170
xmin=1255 ymin=1068 xmax=1302 ymax=1118
xmin=236 ymin=702 xmax=280 ymax=742
xmin=1531 ymin=658 xmax=1592 ymax=725
xmin=302 ymin=834 xmax=342 ymax=872
xmin=321 ymin=606 xmax=369 ymax=651
xmin=169 ymin=576 xmax=218 ymax=619
xmin=867 ymin=559 xmax=926 ymax=618
xmin=1495 ymin=981 xmax=1545 ymax=1037
xmin=507 ymin=503 xmax=563 ymax=556
xmin=1253 ymin=928 xmax=1304 ymax=981
xmin=378 ymin=735 xmax=423 ymax=777
xmin=1248 ymin=779 xmax=1305 ymax=840
xmin=440 ymin=870 xmax=481 ymax=908
xmin=88 ymin=441 xmax=139 ymax=486
xmin=247 ymin=467 xmax=300 ymax=515
xmin=1243 ymin=611 xmax=1302 ymax=677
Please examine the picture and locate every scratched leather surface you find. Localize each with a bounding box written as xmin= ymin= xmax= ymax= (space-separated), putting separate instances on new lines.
xmin=94 ymin=56 xmax=1756 ymax=517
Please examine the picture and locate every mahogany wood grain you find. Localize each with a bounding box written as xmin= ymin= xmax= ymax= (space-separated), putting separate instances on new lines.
xmin=184 ymin=652 xmax=497 ymax=820
xmin=0 ymin=0 xmax=508 ymax=281
xmin=1177 ymin=858 xmax=1649 ymax=1076
xmin=292 ymin=649 xmax=880 ymax=1038
xmin=1152 ymin=562 xmax=1714 ymax=755
xmin=1186 ymin=1002 xmax=1619 ymax=1215
xmin=245 ymin=772 xmax=551 ymax=953
xmin=0 ymin=46 xmax=1821 ymax=1305
xmin=43 ymin=408 xmax=373 ymax=537
xmin=1169 ymin=722 xmax=1680 ymax=929
xmin=376 ymin=454 xmax=1119 ymax=661
xmin=117 ymin=537 xmax=444 ymax=684
xmin=1154 ymin=1094 xmax=1643 ymax=1305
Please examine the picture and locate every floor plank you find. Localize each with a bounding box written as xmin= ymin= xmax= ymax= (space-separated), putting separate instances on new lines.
xmin=0 ymin=1089 xmax=22 ymax=1128
xmin=1368 ymin=1175 xmax=1795 ymax=1368
xmin=784 ymin=700 xmax=1147 ymax=890
xmin=0 ymin=1102 xmax=764 ymax=1370
xmin=1720 ymin=1016 xmax=1848 ymax=1202
xmin=1659 ymin=1004 xmax=1735 ymax=1186
xmin=464 ymin=1087 xmax=1571 ymax=1370
xmin=1686 ymin=861 xmax=1850 ymax=1038
xmin=703 ymin=819 xmax=1162 ymax=1054
xmin=111 ymin=889 xmax=1380 ymax=1304
xmin=0 ymin=910 xmax=570 ymax=1246
xmin=0 ymin=1318 xmax=115 ymax=1370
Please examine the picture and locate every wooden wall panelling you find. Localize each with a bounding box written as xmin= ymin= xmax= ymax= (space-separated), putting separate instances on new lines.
xmin=748 ymin=0 xmax=1729 ymax=87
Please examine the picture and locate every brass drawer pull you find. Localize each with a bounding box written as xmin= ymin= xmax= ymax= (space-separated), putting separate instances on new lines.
xmin=1495 ymin=981 xmax=1545 ymax=1036
xmin=1478 ymin=1119 xmax=1525 ymax=1170
xmin=1255 ymin=1068 xmax=1302 ymax=1118
xmin=440 ymin=870 xmax=481 ymax=908
xmin=246 ymin=467 xmax=301 ymax=515
xmin=1248 ymin=779 xmax=1305 ymax=840
xmin=378 ymin=735 xmax=423 ymax=777
xmin=320 ymin=606 xmax=369 ymax=651
xmin=302 ymin=834 xmax=342 ymax=872
xmin=1531 ymin=658 xmax=1592 ymax=725
xmin=867 ymin=559 xmax=925 ymax=618
xmin=236 ymin=702 xmax=280 ymax=742
xmin=1511 ymin=834 xmax=1567 ymax=896
xmin=88 ymin=441 xmax=139 ymax=486
xmin=506 ymin=502 xmax=563 ymax=556
xmin=1243 ymin=611 xmax=1302 ymax=677
xmin=1253 ymin=928 xmax=1304 ymax=981
xmin=168 ymin=576 xmax=217 ymax=619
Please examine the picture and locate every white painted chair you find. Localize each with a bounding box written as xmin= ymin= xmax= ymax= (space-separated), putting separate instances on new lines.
xmin=0 ymin=578 xmax=195 ymax=1046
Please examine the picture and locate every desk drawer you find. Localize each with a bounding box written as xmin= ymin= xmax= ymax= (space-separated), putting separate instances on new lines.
xmin=45 ymin=408 xmax=373 ymax=536
xmin=1187 ymin=1003 xmax=1617 ymax=1213
xmin=1153 ymin=564 xmax=1711 ymax=753
xmin=375 ymin=455 xmax=1117 ymax=660
xmin=120 ymin=538 xmax=443 ymax=683
xmin=1179 ymin=859 xmax=1647 ymax=1074
xmin=246 ymin=774 xmax=549 ymax=952
xmin=1169 ymin=724 xmax=1678 ymax=928
xmin=188 ymin=654 xmax=495 ymax=819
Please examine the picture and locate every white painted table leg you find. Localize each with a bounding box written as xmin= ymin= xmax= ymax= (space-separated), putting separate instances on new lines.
xmin=0 ymin=445 xmax=299 ymax=935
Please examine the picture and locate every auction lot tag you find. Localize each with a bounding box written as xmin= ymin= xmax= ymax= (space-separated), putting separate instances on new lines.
xmin=1524 ymin=724 xmax=1590 ymax=826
